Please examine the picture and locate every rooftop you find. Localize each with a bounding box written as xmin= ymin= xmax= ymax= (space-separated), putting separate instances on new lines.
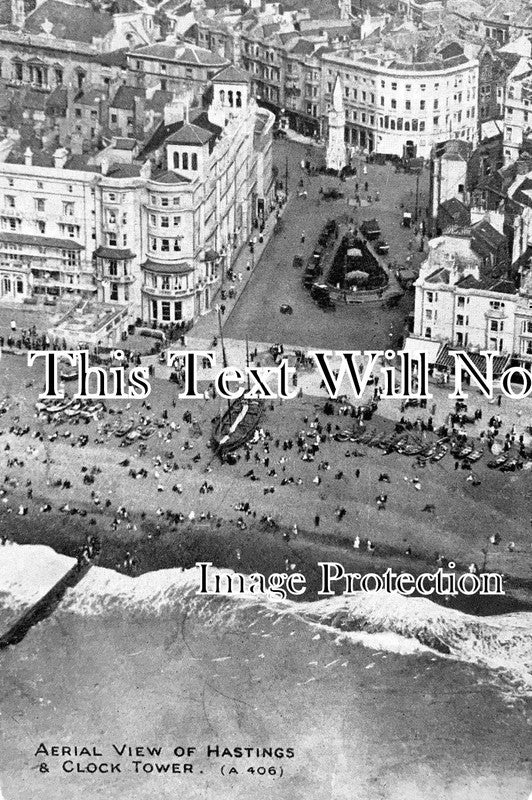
xmin=25 ymin=0 xmax=114 ymax=44
xmin=131 ymin=40 xmax=228 ymax=67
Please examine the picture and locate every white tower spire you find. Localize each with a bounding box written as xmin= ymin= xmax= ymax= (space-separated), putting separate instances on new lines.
xmin=326 ymin=73 xmax=347 ymax=172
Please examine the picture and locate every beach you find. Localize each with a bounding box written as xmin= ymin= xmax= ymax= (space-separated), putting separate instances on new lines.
xmin=1 ymin=350 xmax=532 ymax=798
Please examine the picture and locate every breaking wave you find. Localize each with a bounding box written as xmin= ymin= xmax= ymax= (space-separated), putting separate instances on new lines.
xmin=1 ymin=544 xmax=531 ymax=696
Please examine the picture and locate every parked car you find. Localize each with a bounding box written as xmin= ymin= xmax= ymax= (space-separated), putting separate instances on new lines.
xmin=280 ymin=303 xmax=293 ymax=315
xmin=311 ymin=283 xmax=336 ymax=311
xmin=322 ymin=187 xmax=344 ymax=200
xmin=292 ymin=255 xmax=304 ymax=269
xmin=360 ymin=218 xmax=381 ymax=240
xmin=375 ymin=239 xmax=390 ymax=254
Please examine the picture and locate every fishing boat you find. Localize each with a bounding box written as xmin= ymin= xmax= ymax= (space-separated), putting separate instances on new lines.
xmin=210 ymin=322 xmax=265 ymax=458
xmin=211 ymin=396 xmax=264 ymax=457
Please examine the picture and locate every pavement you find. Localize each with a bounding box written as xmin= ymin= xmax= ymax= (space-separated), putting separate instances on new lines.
xmin=218 ymin=139 xmax=427 ymax=351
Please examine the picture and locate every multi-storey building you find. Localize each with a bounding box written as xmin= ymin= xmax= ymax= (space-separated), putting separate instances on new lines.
xmin=321 ymin=42 xmax=479 ymax=157
xmin=412 ymin=228 xmax=532 ymax=371
xmin=502 ymin=57 xmax=532 ymax=165
xmin=127 ymin=39 xmax=228 ymax=94
xmin=0 ymin=66 xmax=274 ymax=341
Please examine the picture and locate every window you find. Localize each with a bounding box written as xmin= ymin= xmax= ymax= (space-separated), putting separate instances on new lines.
xmin=457 ymin=296 xmax=465 ymax=307
xmin=182 ymin=153 xmax=188 ymax=170
xmin=150 ymin=238 xmax=157 ymax=251
xmin=433 ymin=116 xmax=439 ymax=128
xmin=456 ymin=314 xmax=464 ymax=326
xmin=109 ymin=260 xmax=118 ymax=276
xmin=405 ymin=100 xmax=411 ymax=110
xmin=173 ymin=239 xmax=181 ymax=251
xmin=75 ymin=108 xmax=82 ymax=118
xmin=161 ymin=276 xmax=170 ymax=290
xmin=426 ymin=309 xmax=433 ymax=320
xmin=35 ymin=198 xmax=45 ymax=212
xmin=111 ymin=114 xmax=118 ymax=124
xmin=161 ymin=301 xmax=171 ymax=321
xmin=173 ymin=197 xmax=180 ymax=206
xmin=110 ymin=283 xmax=118 ymax=301
xmin=38 ymin=221 xmax=45 ymax=234
xmin=161 ymin=216 xmax=169 ymax=228
xmin=5 ymin=195 xmax=14 ymax=208
xmin=425 ymin=327 xmax=432 ymax=338
xmin=174 ymin=301 xmax=182 ymax=321
xmin=391 ymin=99 xmax=397 ymax=110
xmin=420 ymin=100 xmax=425 ymax=110
xmin=37 ymin=181 xmax=43 ymax=190
xmin=391 ymin=82 xmax=397 ymax=90
xmin=522 ymin=320 xmax=532 ymax=334
xmin=191 ymin=153 xmax=198 ymax=170
xmin=490 ymin=319 xmax=503 ymax=332
xmin=434 ymin=99 xmax=439 ymax=109
xmin=161 ymin=197 xmax=169 ymax=207
xmin=161 ymin=239 xmax=169 ymax=252
xmin=173 ymin=152 xmax=179 ymax=169
xmin=173 ymin=216 xmax=181 ymax=226
xmin=419 ymin=121 xmax=425 ymax=131
xmin=150 ymin=194 xmax=156 ymax=205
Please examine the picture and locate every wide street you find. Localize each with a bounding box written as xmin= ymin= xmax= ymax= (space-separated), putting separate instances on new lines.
xmin=223 ymin=138 xmax=429 ymax=350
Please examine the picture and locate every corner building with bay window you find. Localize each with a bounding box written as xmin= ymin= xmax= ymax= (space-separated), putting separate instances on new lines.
xmin=0 ymin=65 xmax=274 ymax=333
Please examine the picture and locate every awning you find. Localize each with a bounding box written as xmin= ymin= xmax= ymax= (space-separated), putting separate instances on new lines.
xmin=435 ymin=343 xmax=510 ymax=376
xmin=94 ymin=246 xmax=135 ymax=260
xmin=0 ymin=232 xmax=84 ymax=250
xmin=141 ymin=259 xmax=193 ymax=275
xmin=402 ymin=337 xmax=442 ymax=364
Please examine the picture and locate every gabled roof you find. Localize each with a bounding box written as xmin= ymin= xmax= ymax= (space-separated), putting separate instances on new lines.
xmin=97 ymin=48 xmax=129 ymax=68
xmin=111 ymin=85 xmax=145 ymax=110
xmin=25 ymin=0 xmax=113 ymax=43
xmin=132 ymin=41 xmax=227 ymax=67
xmin=471 ymin=219 xmax=506 ymax=247
xmin=45 ymin=86 xmax=68 ymax=112
xmin=141 ymin=111 xmax=222 ymax=155
xmin=212 ymin=65 xmax=249 ymax=84
xmin=290 ymin=39 xmax=315 ymax=56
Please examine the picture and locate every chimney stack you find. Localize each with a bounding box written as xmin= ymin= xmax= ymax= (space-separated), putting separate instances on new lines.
xmin=53 ymin=146 xmax=69 ymax=169
xmin=24 ymin=146 xmax=32 ymax=166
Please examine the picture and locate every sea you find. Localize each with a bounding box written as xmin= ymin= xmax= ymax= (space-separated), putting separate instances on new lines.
xmin=0 ymin=543 xmax=531 ymax=800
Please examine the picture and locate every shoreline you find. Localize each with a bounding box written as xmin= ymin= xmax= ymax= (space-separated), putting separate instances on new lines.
xmin=5 ymin=498 xmax=532 ymax=617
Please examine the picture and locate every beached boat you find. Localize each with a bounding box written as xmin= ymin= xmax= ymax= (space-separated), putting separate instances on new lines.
xmin=211 ymin=397 xmax=264 ymax=457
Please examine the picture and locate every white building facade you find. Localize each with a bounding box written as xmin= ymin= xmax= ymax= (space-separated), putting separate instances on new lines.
xmin=0 ymin=67 xmax=275 ymax=337
xmin=321 ymin=48 xmax=479 ymax=158
xmin=413 ymin=232 xmax=532 ymax=369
